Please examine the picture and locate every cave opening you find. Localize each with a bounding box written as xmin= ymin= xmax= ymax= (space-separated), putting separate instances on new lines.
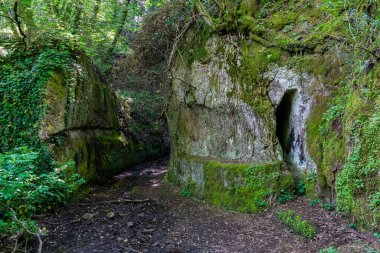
xmin=275 ymin=89 xmax=297 ymax=161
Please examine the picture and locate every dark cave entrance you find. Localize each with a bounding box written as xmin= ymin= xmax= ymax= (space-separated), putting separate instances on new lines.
xmin=275 ymin=89 xmax=297 ymax=159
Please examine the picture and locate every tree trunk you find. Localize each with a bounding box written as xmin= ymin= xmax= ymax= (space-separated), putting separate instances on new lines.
xmin=73 ymin=0 xmax=83 ymax=33
xmin=109 ymin=0 xmax=132 ymax=54
xmin=13 ymin=0 xmax=27 ymax=49
xmin=91 ymin=0 xmax=102 ymax=24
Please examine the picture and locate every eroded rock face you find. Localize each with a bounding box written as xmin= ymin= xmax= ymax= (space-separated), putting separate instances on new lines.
xmin=168 ymin=37 xmax=280 ymax=163
xmin=267 ymin=66 xmax=317 ymax=171
xmin=39 ymin=55 xmax=164 ymax=182
xmin=167 ymin=35 xmax=317 ymax=211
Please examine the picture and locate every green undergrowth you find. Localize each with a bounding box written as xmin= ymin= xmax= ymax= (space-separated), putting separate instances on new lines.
xmin=319 ymin=247 xmax=340 ymax=253
xmin=277 ymin=179 xmax=305 ymax=203
xmin=0 ymin=47 xmax=72 ymax=152
xmin=0 ymin=147 xmax=84 ymax=235
xmin=306 ymin=61 xmax=380 ymax=229
xmin=116 ymin=90 xmax=169 ymax=160
xmin=116 ymin=90 xmax=165 ymax=138
xmin=0 ymin=46 xmax=85 ymax=238
xmin=277 ymin=209 xmax=317 ymax=239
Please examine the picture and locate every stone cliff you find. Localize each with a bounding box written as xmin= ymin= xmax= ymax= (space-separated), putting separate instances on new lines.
xmin=40 ymin=54 xmax=166 ymax=182
xmin=166 ymin=0 xmax=380 ymax=229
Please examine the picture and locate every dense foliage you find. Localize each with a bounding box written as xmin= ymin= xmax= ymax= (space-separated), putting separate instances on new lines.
xmin=0 ymin=0 xmax=167 ymax=72
xmin=0 ymin=47 xmax=71 ymax=152
xmin=0 ymin=0 xmax=175 ymax=244
xmin=0 ymin=45 xmax=85 ymax=246
xmin=0 ymin=147 xmax=84 ymax=235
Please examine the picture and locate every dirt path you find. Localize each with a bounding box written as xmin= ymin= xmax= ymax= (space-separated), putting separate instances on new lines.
xmin=34 ymin=159 xmax=379 ymax=253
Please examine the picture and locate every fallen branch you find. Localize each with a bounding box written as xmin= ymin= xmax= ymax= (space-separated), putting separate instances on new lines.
xmin=73 ymin=198 xmax=151 ymax=206
xmin=119 ymin=245 xmax=143 ymax=253
xmin=344 ymin=229 xmax=380 ymax=247
xmin=9 ymin=208 xmax=43 ymax=253
xmin=39 ymin=219 xmax=81 ymax=226
xmin=166 ymin=16 xmax=195 ymax=75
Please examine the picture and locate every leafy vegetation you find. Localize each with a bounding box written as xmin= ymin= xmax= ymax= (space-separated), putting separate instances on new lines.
xmin=0 ymin=0 xmax=169 ymax=73
xmin=277 ymin=209 xmax=317 ymax=239
xmin=321 ymin=202 xmax=335 ymax=211
xmin=0 ymin=0 xmax=379 ymax=250
xmin=277 ymin=180 xmax=306 ymax=203
xmin=0 ymin=47 xmax=72 ymax=152
xmin=0 ymin=147 xmax=84 ymax=235
xmin=181 ymin=188 xmax=192 ymax=198
xmin=309 ymin=199 xmax=321 ymax=207
xmin=319 ymin=247 xmax=340 ymax=253
xmin=0 ymin=0 xmax=179 ymax=246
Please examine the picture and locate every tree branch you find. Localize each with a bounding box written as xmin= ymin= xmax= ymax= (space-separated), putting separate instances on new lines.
xmin=13 ymin=0 xmax=27 ymax=49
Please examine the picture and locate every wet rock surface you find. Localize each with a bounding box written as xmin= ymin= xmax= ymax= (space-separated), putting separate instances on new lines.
xmin=32 ymin=159 xmax=379 ymax=253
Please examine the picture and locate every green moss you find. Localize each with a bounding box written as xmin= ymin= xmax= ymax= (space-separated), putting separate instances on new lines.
xmin=277 ymin=209 xmax=317 ymax=239
xmin=304 ymin=172 xmax=318 ymax=199
xmin=226 ymin=40 xmax=281 ymax=119
xmin=307 ymin=72 xmax=380 ymax=229
xmin=179 ymin=25 xmax=211 ymax=66
xmin=95 ymin=132 xmax=125 ymax=144
xmin=335 ymin=90 xmax=380 ymax=229
xmin=266 ymin=11 xmax=298 ymax=31
xmin=294 ymin=52 xmax=345 ymax=85
xmin=306 ymin=94 xmax=346 ymax=196
xmin=238 ymin=0 xmax=257 ymax=16
xmin=168 ymin=155 xmax=296 ymax=213
xmin=203 ymin=160 xmax=281 ymax=212
xmin=279 ymin=173 xmax=297 ymax=194
xmin=238 ymin=15 xmax=256 ymax=32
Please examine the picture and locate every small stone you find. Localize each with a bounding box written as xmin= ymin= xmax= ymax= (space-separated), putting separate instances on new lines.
xmin=143 ymin=228 xmax=155 ymax=233
xmin=100 ymin=236 xmax=104 ymax=240
xmin=82 ymin=213 xmax=95 ymax=220
xmin=117 ymin=237 xmax=123 ymax=241
xmin=107 ymin=211 xmax=115 ymax=219
xmin=127 ymin=222 xmax=134 ymax=228
xmin=123 ymin=239 xmax=129 ymax=243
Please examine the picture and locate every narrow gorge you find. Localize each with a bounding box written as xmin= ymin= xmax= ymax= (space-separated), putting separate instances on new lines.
xmin=0 ymin=0 xmax=379 ymax=252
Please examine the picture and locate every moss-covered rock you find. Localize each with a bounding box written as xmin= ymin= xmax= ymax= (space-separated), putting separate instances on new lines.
xmin=168 ymin=0 xmax=380 ymax=229
xmin=169 ymin=154 xmax=287 ymax=212
xmin=40 ymin=54 xmax=167 ymax=182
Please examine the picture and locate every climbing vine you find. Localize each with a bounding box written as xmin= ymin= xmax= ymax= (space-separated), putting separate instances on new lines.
xmin=0 ymin=47 xmax=72 ymax=152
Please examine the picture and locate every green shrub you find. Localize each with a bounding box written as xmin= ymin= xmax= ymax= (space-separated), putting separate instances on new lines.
xmin=346 ymin=223 xmax=357 ymax=230
xmin=309 ymin=199 xmax=321 ymax=207
xmin=319 ymin=247 xmax=340 ymax=253
xmin=374 ymin=233 xmax=380 ymax=242
xmin=277 ymin=209 xmax=317 ymax=239
xmin=321 ymin=203 xmax=335 ymax=211
xmin=0 ymin=147 xmax=84 ymax=235
xmin=277 ymin=190 xmax=297 ymax=203
xmin=181 ymin=188 xmax=191 ymax=198
xmin=277 ymin=180 xmax=306 ymax=203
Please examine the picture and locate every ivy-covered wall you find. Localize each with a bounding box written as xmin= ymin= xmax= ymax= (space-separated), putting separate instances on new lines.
xmin=0 ymin=48 xmax=168 ymax=182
